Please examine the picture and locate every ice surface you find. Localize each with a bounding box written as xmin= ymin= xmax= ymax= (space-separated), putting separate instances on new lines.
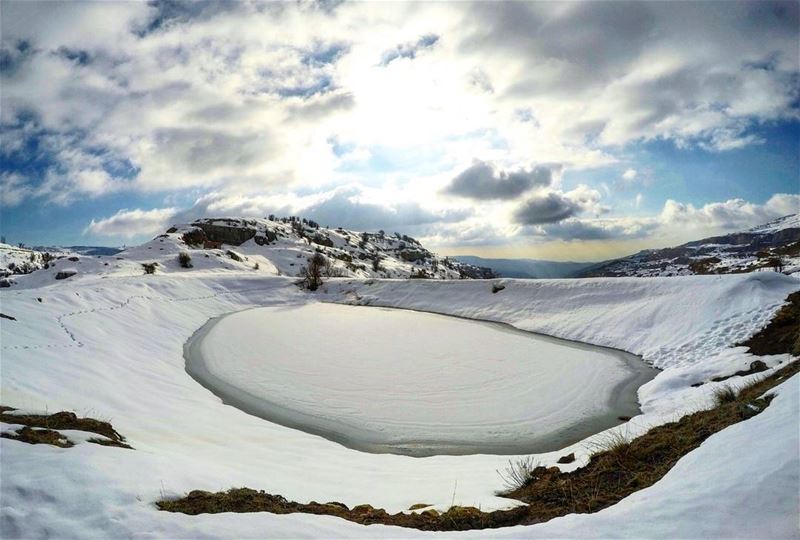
xmin=188 ymin=304 xmax=655 ymax=455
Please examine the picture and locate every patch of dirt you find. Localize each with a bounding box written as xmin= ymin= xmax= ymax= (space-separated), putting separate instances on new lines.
xmin=158 ymin=360 xmax=799 ymax=531
xmin=738 ymin=291 xmax=800 ymax=356
xmin=0 ymin=407 xmax=132 ymax=449
xmin=2 ymin=426 xmax=73 ymax=448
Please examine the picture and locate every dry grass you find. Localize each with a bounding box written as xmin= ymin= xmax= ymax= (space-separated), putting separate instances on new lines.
xmin=2 ymin=426 xmax=74 ymax=448
xmin=712 ymin=384 xmax=739 ymax=407
xmin=0 ymin=407 xmax=132 ymax=449
xmin=497 ymin=456 xmax=538 ymax=492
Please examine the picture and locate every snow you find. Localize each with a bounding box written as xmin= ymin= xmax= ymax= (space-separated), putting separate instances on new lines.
xmin=748 ymin=213 xmax=800 ymax=233
xmin=332 ymin=272 xmax=793 ymax=371
xmin=1 ymin=262 xmax=798 ymax=537
xmin=189 ymin=303 xmax=654 ymax=456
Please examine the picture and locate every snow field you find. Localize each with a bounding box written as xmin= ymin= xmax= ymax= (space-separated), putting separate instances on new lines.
xmin=0 ymin=270 xmax=798 ymax=538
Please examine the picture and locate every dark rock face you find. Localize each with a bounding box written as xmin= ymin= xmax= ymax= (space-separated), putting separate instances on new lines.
xmin=55 ymin=270 xmax=77 ymax=280
xmin=400 ymin=250 xmax=428 ymax=262
xmin=254 ymin=229 xmax=277 ymax=245
xmin=193 ymin=221 xmax=256 ymax=246
xmin=311 ymin=234 xmax=334 ymax=248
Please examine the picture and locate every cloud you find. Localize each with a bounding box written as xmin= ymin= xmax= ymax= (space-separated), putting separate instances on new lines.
xmin=512 ymin=191 xmax=580 ymax=225
xmin=461 ymin=1 xmax=799 ymax=150
xmin=1 ymin=172 xmax=33 ymax=206
xmin=85 ymin=207 xmax=178 ymax=237
xmin=302 ymin=186 xmax=471 ymax=230
xmin=622 ymin=168 xmax=637 ymax=181
xmin=180 ymin=186 xmax=471 ymax=231
xmin=660 ymin=193 xmax=800 ymax=230
xmin=3 ymin=0 xmax=797 ymax=251
xmin=444 ymin=161 xmax=557 ymax=200
xmin=380 ymin=34 xmax=439 ymax=66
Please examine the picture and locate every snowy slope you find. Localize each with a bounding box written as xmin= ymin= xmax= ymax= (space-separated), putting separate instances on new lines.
xmin=748 ymin=213 xmax=800 ymax=233
xmin=1 ymin=217 xmax=494 ymax=290
xmin=580 ymin=213 xmax=800 ymax=277
xmin=1 ymin=260 xmax=798 ymax=538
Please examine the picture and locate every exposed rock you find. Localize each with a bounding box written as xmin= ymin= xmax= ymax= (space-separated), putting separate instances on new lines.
xmin=400 ymin=250 xmax=428 ymax=262
xmin=55 ymin=269 xmax=77 ymax=280
xmin=194 ymin=221 xmax=256 ymax=246
xmin=557 ymin=452 xmax=576 ymax=464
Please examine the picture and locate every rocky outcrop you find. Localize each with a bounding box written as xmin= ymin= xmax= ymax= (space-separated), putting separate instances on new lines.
xmin=193 ymin=221 xmax=256 ymax=246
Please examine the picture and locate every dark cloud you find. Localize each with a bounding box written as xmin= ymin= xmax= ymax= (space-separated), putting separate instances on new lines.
xmin=462 ymin=2 xmax=655 ymax=97
xmin=56 ymin=47 xmax=92 ymax=66
xmin=0 ymin=40 xmax=34 ymax=75
xmin=380 ymin=34 xmax=439 ymax=66
xmin=513 ymin=192 xmax=579 ymax=225
xmin=135 ymin=0 xmax=242 ymax=36
xmin=444 ymin=161 xmax=556 ymax=200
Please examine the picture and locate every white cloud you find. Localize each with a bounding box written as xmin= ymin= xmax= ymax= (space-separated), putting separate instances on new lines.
xmin=2 ymin=0 xmax=796 ymax=209
xmin=659 ymin=193 xmax=800 ymax=230
xmin=85 ymin=207 xmax=178 ymax=238
xmin=622 ymin=169 xmax=637 ymax=181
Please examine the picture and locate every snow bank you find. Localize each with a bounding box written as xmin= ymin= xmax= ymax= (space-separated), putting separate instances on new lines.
xmin=1 ymin=270 xmax=798 ymax=538
xmin=332 ymin=272 xmax=798 ymax=370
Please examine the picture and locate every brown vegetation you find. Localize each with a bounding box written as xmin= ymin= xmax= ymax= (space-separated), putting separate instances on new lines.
xmin=0 ymin=407 xmax=132 ymax=449
xmin=738 ymin=290 xmax=800 ymax=356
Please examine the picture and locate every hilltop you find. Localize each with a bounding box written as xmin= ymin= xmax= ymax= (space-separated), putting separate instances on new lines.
xmin=578 ymin=214 xmax=800 ymax=278
xmin=0 ymin=217 xmax=495 ymax=289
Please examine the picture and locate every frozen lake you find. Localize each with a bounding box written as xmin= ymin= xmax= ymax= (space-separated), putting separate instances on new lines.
xmin=185 ymin=303 xmax=657 ymax=457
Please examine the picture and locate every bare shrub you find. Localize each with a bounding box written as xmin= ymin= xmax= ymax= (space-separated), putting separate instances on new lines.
xmin=178 ymin=252 xmax=192 ymax=268
xmin=301 ymin=253 xmax=326 ymax=290
xmin=142 ymin=262 xmax=158 ymax=275
xmin=497 ymin=456 xmax=538 ymax=492
xmin=712 ymin=384 xmax=738 ymax=407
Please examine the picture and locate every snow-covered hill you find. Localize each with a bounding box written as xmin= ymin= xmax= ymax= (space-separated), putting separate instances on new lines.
xmin=0 ymin=243 xmax=71 ymax=285
xmin=0 ymin=217 xmax=495 ymax=290
xmin=579 ymin=213 xmax=800 ymax=277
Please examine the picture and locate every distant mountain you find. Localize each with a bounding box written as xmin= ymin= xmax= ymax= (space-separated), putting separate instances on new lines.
xmin=454 ymin=256 xmax=596 ymax=279
xmin=65 ymin=246 xmax=124 ymax=256
xmin=577 ymin=214 xmax=800 ymax=278
xmin=32 ymin=245 xmax=124 ymax=257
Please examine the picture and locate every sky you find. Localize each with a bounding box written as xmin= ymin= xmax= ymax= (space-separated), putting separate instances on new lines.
xmin=1 ymin=0 xmax=798 ymax=261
